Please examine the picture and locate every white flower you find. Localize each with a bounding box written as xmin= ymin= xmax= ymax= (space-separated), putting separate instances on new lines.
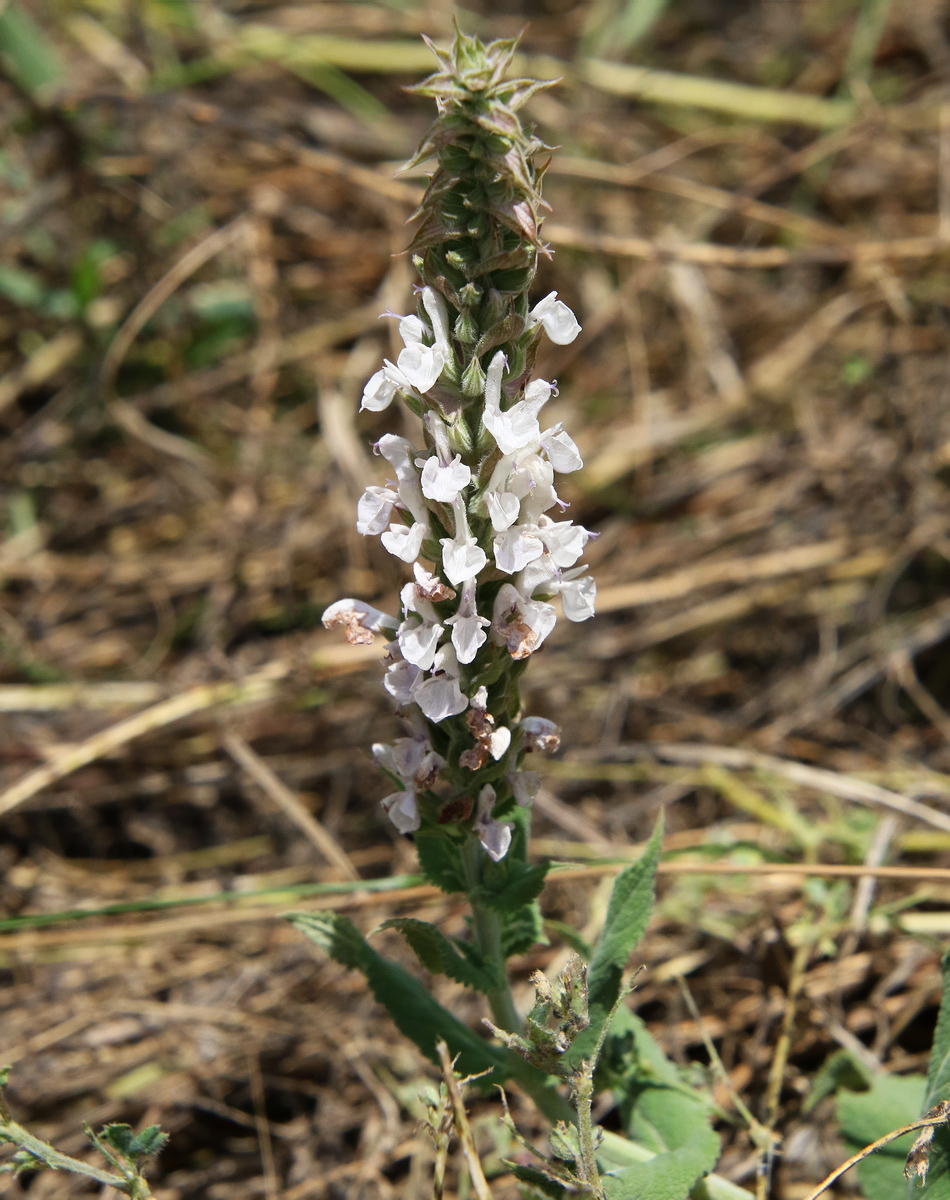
xmin=397 ymin=580 xmax=444 ymax=669
xmin=397 ymin=618 xmax=444 ymax=670
xmin=440 ymin=495 xmax=487 ymax=586
xmin=482 ymin=353 xmax=553 ymax=455
xmin=528 ymin=291 xmax=582 ymax=345
xmin=381 ymin=520 xmax=428 ymax=562
xmin=421 ymin=287 xmax=451 ymax=356
xmin=357 ymin=485 xmax=399 ymax=535
xmin=361 ymin=369 xmax=399 ymax=412
xmin=538 ymin=516 xmax=590 ymax=568
xmin=445 ymin=579 xmax=490 ymax=664
xmin=491 ymin=583 xmax=557 ymax=659
xmin=474 ymin=785 xmax=512 ymax=861
xmin=395 ymin=342 xmax=445 ymax=393
xmin=420 ymin=453 xmax=470 ymax=502
xmin=489 ymin=450 xmax=560 ymax=523
xmin=412 ymin=644 xmax=468 ymax=722
xmin=398 ymin=313 xmax=426 ymax=344
xmin=485 ymin=490 xmax=520 ymax=531
xmin=553 ymin=567 xmax=597 ymax=622
xmin=322 ymin=598 xmax=397 ymax=644
xmin=412 ymin=562 xmax=456 ymax=603
xmin=540 ymin=423 xmax=583 ymax=473
xmin=493 ymin=523 xmax=545 ymax=574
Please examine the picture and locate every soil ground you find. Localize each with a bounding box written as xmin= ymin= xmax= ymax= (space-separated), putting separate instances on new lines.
xmin=2 ymin=1 xmax=950 ymax=1197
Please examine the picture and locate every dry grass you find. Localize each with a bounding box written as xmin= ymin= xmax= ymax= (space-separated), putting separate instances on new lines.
xmin=2 ymin=1 xmax=950 ymax=1196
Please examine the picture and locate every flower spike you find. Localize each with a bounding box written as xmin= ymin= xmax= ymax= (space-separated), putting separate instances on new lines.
xmin=322 ymin=29 xmax=594 ymax=861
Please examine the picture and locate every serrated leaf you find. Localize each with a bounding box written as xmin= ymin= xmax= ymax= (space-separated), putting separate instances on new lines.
xmin=379 ymin=917 xmax=496 ymax=991
xmin=289 ymin=911 xmax=537 ymax=1088
xmin=415 ymin=829 xmax=467 ymax=894
xmin=587 ymin=817 xmax=662 ymax=1030
xmin=566 ymin=819 xmax=662 ymax=1068
xmin=481 ymin=860 xmax=550 ymax=914
xmin=501 ymin=898 xmax=545 ymax=958
xmin=836 ymin=1074 xmax=925 ymax=1200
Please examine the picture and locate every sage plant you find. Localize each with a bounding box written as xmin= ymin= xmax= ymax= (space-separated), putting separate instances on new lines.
xmin=322 ymin=29 xmax=592 ymax=1031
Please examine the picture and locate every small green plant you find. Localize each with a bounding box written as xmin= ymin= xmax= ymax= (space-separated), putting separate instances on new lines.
xmin=0 ymin=1067 xmax=167 ymax=1196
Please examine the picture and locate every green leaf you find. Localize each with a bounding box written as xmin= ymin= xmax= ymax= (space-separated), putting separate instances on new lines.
xmin=501 ymin=898 xmax=545 ymax=958
xmin=481 ymin=859 xmax=550 ymax=914
xmin=415 ymin=828 xmax=467 ymax=893
xmin=596 ymin=1010 xmax=720 ymax=1199
xmin=587 ymin=817 xmax=662 ymax=1030
xmin=566 ymin=817 xmax=663 ymax=1068
xmin=128 ymin=1125 xmax=169 ymax=1159
xmin=836 ymin=1074 xmax=925 ymax=1200
xmin=601 ymin=1129 xmax=719 ymax=1200
xmin=97 ymin=1124 xmax=135 ymax=1156
xmin=803 ymin=1048 xmax=872 ymax=1114
xmin=506 ymin=1161 xmax=585 ymax=1199
xmin=379 ymin=917 xmax=496 ymax=991
xmin=0 ymin=1 xmax=63 ymax=100
xmin=913 ymin=948 xmax=950 ymax=1198
xmin=289 ymin=911 xmax=533 ymax=1086
xmin=924 ymin=950 xmax=950 ymax=1110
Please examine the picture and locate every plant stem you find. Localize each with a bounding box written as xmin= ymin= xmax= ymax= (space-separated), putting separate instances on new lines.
xmin=461 ymin=836 xmax=522 ymax=1036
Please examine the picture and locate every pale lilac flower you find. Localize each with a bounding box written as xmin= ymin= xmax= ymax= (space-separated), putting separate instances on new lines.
xmin=474 ymin=785 xmax=513 ymax=861
xmin=521 ymin=717 xmax=561 ymax=753
xmin=383 ymin=656 xmax=421 ymax=704
xmin=373 ymin=736 xmax=444 ymax=834
xmin=527 ymin=291 xmax=582 ymax=345
xmin=322 ymin=598 xmax=397 ymax=644
xmin=380 ymin=790 xmax=420 ymax=833
xmin=510 ymin=769 xmax=541 ymax=806
xmin=460 ymin=686 xmax=512 ymax=770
